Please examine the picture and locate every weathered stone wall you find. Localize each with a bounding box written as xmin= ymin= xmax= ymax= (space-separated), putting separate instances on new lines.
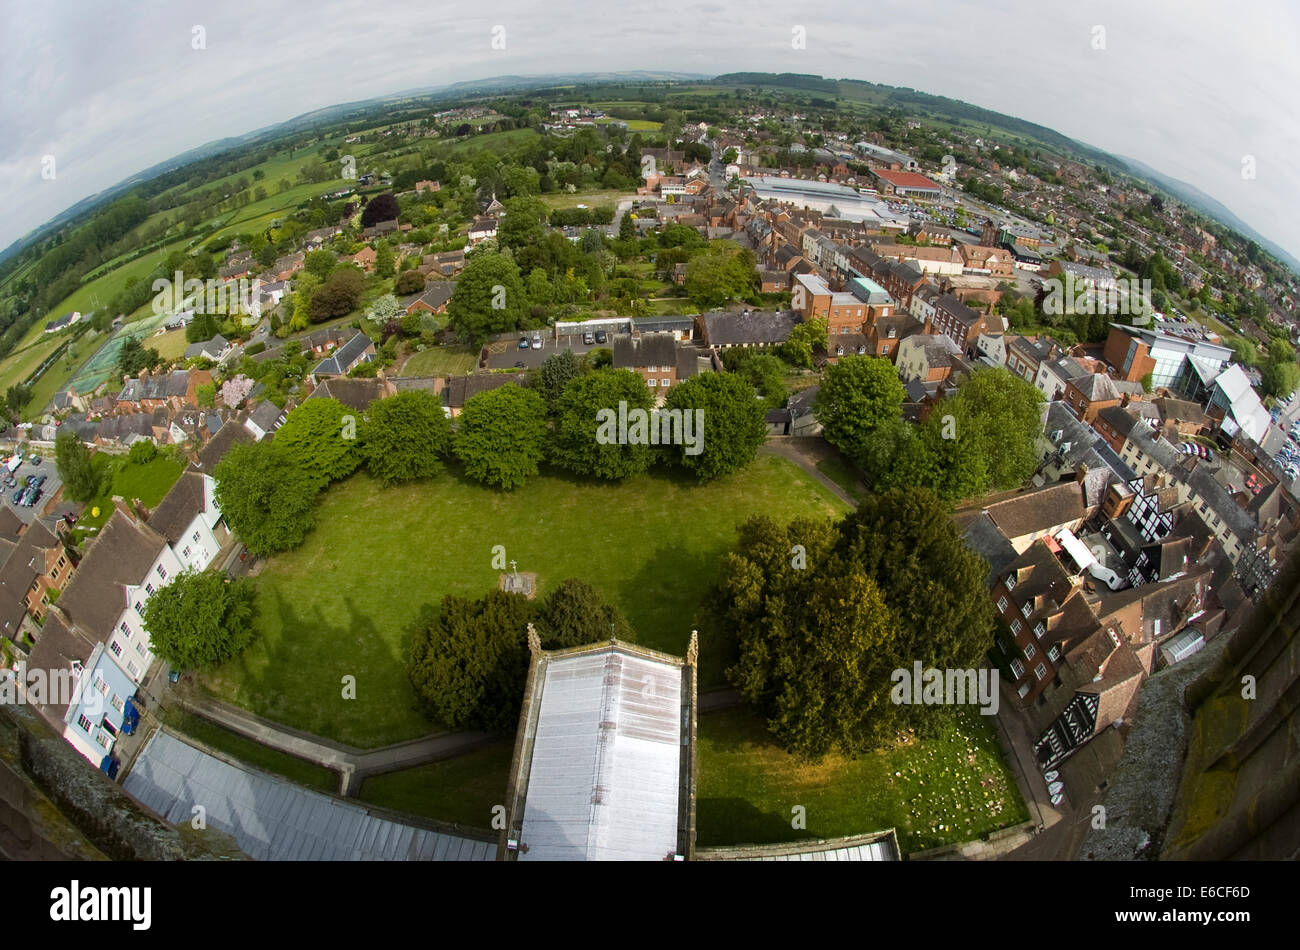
xmin=0 ymin=703 xmax=245 ymax=861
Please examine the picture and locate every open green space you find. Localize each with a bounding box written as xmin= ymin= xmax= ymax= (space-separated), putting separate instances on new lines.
xmin=538 ymin=190 xmax=635 ymax=212
xmin=199 ymin=454 xmax=847 ymax=748
xmin=77 ymin=452 xmax=186 ymax=534
xmin=399 ymin=345 xmax=478 ymax=377
xmin=160 ymin=710 xmax=337 ymax=793
xmin=816 ymin=457 xmax=867 ymax=502
xmin=357 ymin=742 xmax=515 ymax=829
xmin=696 ymin=707 xmax=1029 ymax=854
xmin=437 ymin=128 xmax=540 ymax=156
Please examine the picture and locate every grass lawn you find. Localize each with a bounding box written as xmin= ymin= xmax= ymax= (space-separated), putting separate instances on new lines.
xmin=816 ymin=457 xmax=867 ymax=502
xmin=0 ymin=333 xmax=65 ymax=395
xmin=78 ymin=453 xmax=186 ymax=533
xmin=200 ymin=455 xmax=847 ymax=748
xmin=539 ymin=190 xmax=634 ymax=212
xmin=400 ymin=345 xmax=478 ymax=376
xmin=697 ymin=707 xmax=1029 ymax=855
xmin=357 ymin=742 xmax=514 ymax=829
xmin=148 ymin=328 xmax=191 ymax=362
xmin=160 ymin=710 xmax=337 ymax=794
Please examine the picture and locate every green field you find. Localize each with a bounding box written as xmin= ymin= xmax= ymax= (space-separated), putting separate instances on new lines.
xmin=77 ymin=453 xmax=186 ymax=534
xmin=696 ymin=707 xmax=1029 ymax=854
xmin=400 ymin=345 xmax=478 ymax=376
xmin=357 ymin=742 xmax=515 ymax=828
xmin=539 ymin=189 xmax=634 ymax=212
xmin=199 ymin=455 xmax=847 ymax=747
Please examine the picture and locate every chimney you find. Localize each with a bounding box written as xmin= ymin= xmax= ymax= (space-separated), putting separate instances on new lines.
xmin=111 ymin=495 xmax=137 ymax=524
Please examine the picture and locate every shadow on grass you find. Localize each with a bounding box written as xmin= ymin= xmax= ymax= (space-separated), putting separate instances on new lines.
xmin=696 ymin=796 xmax=814 ymax=849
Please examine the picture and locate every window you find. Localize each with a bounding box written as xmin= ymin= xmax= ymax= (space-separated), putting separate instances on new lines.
xmin=120 ymin=621 xmax=132 ymax=640
xmin=661 ymin=378 xmax=670 ymax=387
xmin=127 ymin=661 xmax=139 ymax=678
xmin=145 ymin=583 xmax=155 ymax=597
xmin=1048 ymin=645 xmax=1062 ymax=662
xmin=156 ymin=565 xmax=167 ymax=580
xmin=95 ymin=730 xmax=112 ymax=750
xmin=1024 ymin=643 xmax=1036 ymax=660
xmin=58 ymin=556 xmax=66 ymax=568
xmin=1010 ymin=659 xmax=1025 ymax=679
xmin=94 ymin=676 xmax=108 ymax=696
xmin=134 ymin=601 xmax=144 ymax=616
xmin=648 ymin=379 xmax=657 ymax=387
xmin=1009 ymin=618 xmax=1022 ymax=636
xmin=110 ymin=641 xmax=122 ymax=658
xmin=111 ymin=694 xmax=124 ymax=713
xmin=135 ymin=641 xmax=147 ymax=657
xmin=77 ymin=714 xmax=92 ymax=732
xmin=1021 ymin=601 xmax=1033 ymax=618
xmin=182 ymin=546 xmax=191 ymax=559
xmin=1034 ymin=621 xmax=1046 ymax=640
xmin=1034 ymin=663 xmax=1048 ymax=681
xmin=997 ymin=596 xmax=1008 ymax=613
xmin=882 ymin=345 xmax=890 ymax=354
xmin=193 ymin=531 xmax=201 ymax=544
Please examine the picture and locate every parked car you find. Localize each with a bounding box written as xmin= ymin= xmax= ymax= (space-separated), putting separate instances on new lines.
xmin=594 ymin=329 xmax=607 ymax=344
xmin=518 ymin=336 xmax=529 ymax=349
xmin=531 ymin=334 xmax=543 ymax=350
xmin=10 ymin=488 xmax=22 ymax=504
xmin=34 ymin=475 xmax=46 ymax=489
xmin=25 ymin=475 xmax=35 ymax=487
xmin=29 ymin=456 xmax=39 ymax=465
xmin=583 ymin=331 xmax=596 ymax=345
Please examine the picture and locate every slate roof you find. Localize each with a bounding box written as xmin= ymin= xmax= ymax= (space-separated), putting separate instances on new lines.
xmin=125 ymin=730 xmax=494 ymax=861
xmin=311 ymin=332 xmax=374 ymax=377
xmin=194 ymin=420 xmax=254 ymax=474
xmin=400 ymin=281 xmax=456 ymax=312
xmin=147 ymin=472 xmax=207 ymax=545
xmin=612 ymin=332 xmax=677 ymax=369
xmin=54 ymin=510 xmax=165 ymax=642
xmin=983 ymin=482 xmax=1087 ymax=541
xmin=306 ymin=378 xmax=386 ymax=412
xmin=699 ymin=310 xmax=799 ymax=346
xmin=443 ymin=373 xmax=528 ymax=409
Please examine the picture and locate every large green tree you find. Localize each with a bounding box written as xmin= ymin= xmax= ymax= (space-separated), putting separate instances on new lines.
xmin=684 ymin=241 xmax=757 ymax=308
xmin=308 ymin=265 xmax=364 ymax=322
xmin=453 ymin=384 xmax=548 ymax=489
xmin=272 ymin=397 xmax=361 ymax=491
xmin=446 ymin=251 xmax=528 ymax=344
xmin=815 ymin=355 xmax=906 ymax=461
xmin=661 ymin=372 xmax=767 ymax=480
xmin=709 ymin=489 xmax=995 ymax=760
xmin=407 ymin=580 xmax=629 ymax=732
xmin=550 ymin=369 xmax=656 ymax=480
xmin=54 ymin=431 xmax=100 ymax=503
xmin=212 ymin=441 xmax=322 ymax=556
xmin=361 ymin=390 xmax=452 ymax=484
xmin=496 ymin=196 xmax=550 ymax=249
xmin=532 ymin=349 xmax=583 ymax=407
xmin=142 ymin=570 xmax=257 ymax=671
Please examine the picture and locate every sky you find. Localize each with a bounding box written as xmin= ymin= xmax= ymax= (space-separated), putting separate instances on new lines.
xmin=3 ymin=0 xmax=1298 ymax=262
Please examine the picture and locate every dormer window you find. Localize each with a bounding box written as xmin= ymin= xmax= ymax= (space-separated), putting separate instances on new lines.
xmin=1034 ymin=621 xmax=1046 ymax=640
xmin=1021 ymin=601 xmax=1033 ymax=618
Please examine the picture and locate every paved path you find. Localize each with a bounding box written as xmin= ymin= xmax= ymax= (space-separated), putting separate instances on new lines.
xmin=173 ymin=690 xmax=494 ymax=796
xmin=759 ymin=437 xmax=861 ymax=507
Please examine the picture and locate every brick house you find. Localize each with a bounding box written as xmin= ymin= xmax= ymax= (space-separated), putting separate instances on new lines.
xmin=612 ymin=332 xmax=680 ymax=399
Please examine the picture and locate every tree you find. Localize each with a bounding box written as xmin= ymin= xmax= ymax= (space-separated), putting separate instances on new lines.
xmin=394 ymin=270 xmax=426 ymax=295
xmin=116 ymin=337 xmax=160 ymax=376
xmin=733 ymin=353 xmax=788 ymax=411
xmin=497 ymin=196 xmax=550 ymax=249
xmin=550 ymin=369 xmax=656 ymax=479
xmin=304 ymin=249 xmax=337 ymax=280
xmin=196 ymin=382 xmax=216 ymax=408
xmin=361 ymin=390 xmax=452 ymax=484
xmin=374 ymin=242 xmax=395 ymax=278
xmin=815 ymin=356 xmax=906 ymax=459
xmin=453 ymin=384 xmax=548 ymax=489
xmin=142 ymin=570 xmax=257 ymax=671
xmin=446 ymin=251 xmax=527 ymax=344
xmin=1261 ymin=360 xmax=1300 ymax=400
xmin=308 ymin=265 xmax=364 ymax=322
xmin=219 ymin=375 xmax=254 ymax=408
xmin=360 ymin=192 xmax=400 ymax=227
xmin=619 ymin=211 xmax=636 ymax=242
xmin=127 ymin=440 xmax=158 ymax=464
xmin=662 ymin=371 xmax=767 ymax=480
xmin=779 ymin=317 xmax=828 ymax=368
xmin=533 ymin=349 xmax=583 ymax=407
xmin=369 ymin=293 xmax=403 ymax=325
xmin=212 ymin=441 xmax=321 ymax=556
xmin=711 ymin=489 xmax=995 ymax=760
xmin=407 ymin=580 xmax=626 ymax=731
xmin=684 ymin=241 xmax=757 ymax=308
xmin=5 ymin=383 xmax=32 ymax=417
xmin=55 ymin=431 xmax=99 ymax=503
xmin=272 ymin=397 xmax=361 ymax=490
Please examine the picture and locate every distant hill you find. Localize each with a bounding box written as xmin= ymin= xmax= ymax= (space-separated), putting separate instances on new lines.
xmin=1115 ymin=154 xmax=1300 ymax=274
